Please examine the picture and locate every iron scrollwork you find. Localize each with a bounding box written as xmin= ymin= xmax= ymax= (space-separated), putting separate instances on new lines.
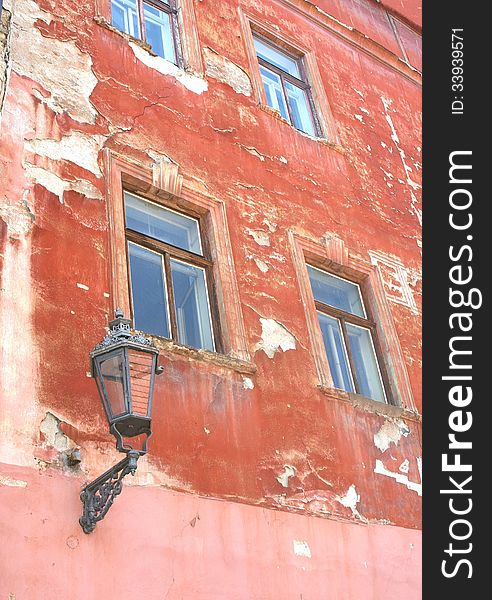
xmin=79 ymin=449 xmax=140 ymax=534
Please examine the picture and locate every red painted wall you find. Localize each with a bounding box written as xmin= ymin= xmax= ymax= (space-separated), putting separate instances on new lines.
xmin=0 ymin=0 xmax=421 ymax=597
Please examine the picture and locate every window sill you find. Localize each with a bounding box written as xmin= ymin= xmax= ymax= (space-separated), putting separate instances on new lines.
xmin=142 ymin=333 xmax=256 ymax=375
xmin=93 ymin=16 xmax=206 ymax=89
xmin=258 ymin=104 xmax=346 ymax=154
xmin=94 ymin=16 xmax=153 ymax=54
xmin=317 ymin=385 xmax=421 ymax=422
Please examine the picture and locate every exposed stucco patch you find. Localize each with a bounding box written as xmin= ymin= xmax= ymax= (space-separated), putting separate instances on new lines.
xmin=293 ymin=540 xmax=311 ymax=558
xmin=255 ymin=318 xmax=296 ymax=358
xmin=374 ymin=458 xmax=422 ymax=496
xmin=10 ymin=0 xmax=98 ymax=123
xmin=203 ymin=47 xmax=252 ymax=96
xmin=0 ymin=475 xmax=28 ymax=488
xmin=336 ymin=484 xmax=367 ymax=522
xmin=0 ymin=191 xmax=35 ymax=236
xmin=24 ymin=163 xmax=102 ymax=203
xmin=276 ymin=464 xmax=296 ymax=488
xmin=25 ymin=133 xmax=105 ymax=177
xmin=130 ymin=42 xmax=208 ymax=94
xmin=246 ymin=228 xmax=270 ymax=247
xmin=373 ymin=418 xmax=410 ymax=452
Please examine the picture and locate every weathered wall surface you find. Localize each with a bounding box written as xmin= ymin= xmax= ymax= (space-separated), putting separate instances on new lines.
xmin=0 ymin=0 xmax=421 ymax=597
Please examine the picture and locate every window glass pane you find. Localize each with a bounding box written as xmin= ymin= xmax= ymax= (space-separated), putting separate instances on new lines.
xmin=259 ymin=66 xmax=290 ymax=121
xmin=125 ymin=192 xmax=202 ymax=255
xmin=99 ymin=353 xmax=126 ymax=417
xmin=285 ymin=81 xmax=316 ymax=136
xmin=128 ymin=349 xmax=153 ymax=416
xmin=143 ymin=3 xmax=176 ymax=63
xmin=111 ymin=0 xmax=140 ymax=38
xmin=347 ymin=324 xmax=386 ymax=403
xmin=170 ymin=259 xmax=214 ymax=351
xmin=317 ymin=313 xmax=354 ymax=392
xmin=308 ymin=266 xmax=365 ymax=317
xmin=128 ymin=242 xmax=170 ymax=338
xmin=254 ymin=36 xmax=301 ymax=78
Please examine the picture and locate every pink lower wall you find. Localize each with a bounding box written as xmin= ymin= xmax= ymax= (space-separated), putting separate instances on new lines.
xmin=1 ymin=463 xmax=421 ymax=600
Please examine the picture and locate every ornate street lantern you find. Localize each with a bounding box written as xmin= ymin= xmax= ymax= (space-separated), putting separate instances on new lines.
xmin=79 ymin=309 xmax=162 ymax=534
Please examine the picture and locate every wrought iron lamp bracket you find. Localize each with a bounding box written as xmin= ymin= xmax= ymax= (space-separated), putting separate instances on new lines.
xmin=79 ymin=449 xmax=140 ymax=534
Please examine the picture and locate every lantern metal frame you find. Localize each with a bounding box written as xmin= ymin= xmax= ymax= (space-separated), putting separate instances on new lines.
xmin=79 ymin=309 xmax=162 ymax=534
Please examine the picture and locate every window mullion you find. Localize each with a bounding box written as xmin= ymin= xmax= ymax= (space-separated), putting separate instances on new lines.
xmin=163 ymin=253 xmax=179 ymax=341
xmin=137 ymin=0 xmax=147 ymax=43
xmin=340 ymin=318 xmax=361 ymax=395
xmin=280 ymin=75 xmax=295 ymax=126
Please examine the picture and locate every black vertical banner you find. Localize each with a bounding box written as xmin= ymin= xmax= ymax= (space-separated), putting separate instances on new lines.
xmin=424 ymin=2 xmax=487 ymax=598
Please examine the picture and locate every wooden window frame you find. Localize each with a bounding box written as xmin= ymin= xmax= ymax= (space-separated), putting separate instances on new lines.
xmin=254 ymin=33 xmax=322 ymax=137
xmin=97 ymin=0 xmax=203 ymax=74
xmin=104 ymin=150 xmax=252 ymax=368
xmin=110 ymin=0 xmax=182 ymax=66
xmin=289 ymin=229 xmax=417 ymax=414
xmin=238 ymin=8 xmax=339 ymax=143
xmin=308 ymin=264 xmax=394 ymax=404
xmin=125 ymin=193 xmax=222 ymax=352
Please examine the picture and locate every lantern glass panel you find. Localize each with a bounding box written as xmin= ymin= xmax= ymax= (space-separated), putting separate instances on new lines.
xmin=99 ymin=352 xmax=127 ymax=417
xmin=128 ymin=349 xmax=154 ymax=417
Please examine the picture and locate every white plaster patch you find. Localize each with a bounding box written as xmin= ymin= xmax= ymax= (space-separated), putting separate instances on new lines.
xmin=374 ymin=459 xmax=422 ymax=496
xmin=24 ymin=163 xmax=102 ymax=203
xmin=354 ymin=114 xmax=364 ymax=123
xmin=0 ymin=192 xmax=35 ymax=237
xmin=336 ymin=484 xmax=367 ymax=522
xmin=130 ymin=42 xmax=208 ymax=94
xmin=255 ymin=318 xmax=296 ymax=359
xmin=381 ymin=96 xmax=421 ymax=224
xmin=203 ymin=47 xmax=252 ymax=96
xmin=293 ymin=540 xmax=312 ymax=558
xmin=39 ymin=412 xmax=70 ymax=452
xmin=242 ymin=376 xmax=254 ymax=390
xmin=25 ymin=133 xmax=105 ymax=177
xmin=10 ymin=0 xmax=98 ymax=123
xmin=0 ymin=475 xmax=28 ymax=488
xmin=399 ymin=459 xmax=410 ymax=473
xmin=276 ymin=464 xmax=296 ymax=488
xmin=253 ymin=258 xmax=269 ymax=273
xmin=76 ymin=283 xmax=89 ymax=291
xmin=204 ymin=427 xmax=211 ymax=435
xmin=246 ymin=229 xmax=270 ymax=247
xmin=373 ymin=418 xmax=410 ymax=452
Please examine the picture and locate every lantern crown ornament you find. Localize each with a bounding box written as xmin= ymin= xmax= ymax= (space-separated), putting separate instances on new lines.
xmin=79 ymin=310 xmax=163 ymax=534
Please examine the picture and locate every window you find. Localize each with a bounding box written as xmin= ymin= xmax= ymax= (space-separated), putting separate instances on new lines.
xmin=308 ymin=265 xmax=390 ymax=403
xmin=253 ymin=34 xmax=319 ymax=137
xmin=124 ymin=191 xmax=218 ymax=352
xmin=111 ymin=0 xmax=180 ymax=63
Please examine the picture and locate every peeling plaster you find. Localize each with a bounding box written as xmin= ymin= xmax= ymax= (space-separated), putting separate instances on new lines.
xmin=130 ymin=42 xmax=208 ymax=95
xmin=0 ymin=475 xmax=28 ymax=488
xmin=373 ymin=418 xmax=410 ymax=452
xmin=10 ymin=0 xmax=98 ymax=123
xmin=381 ymin=97 xmax=421 ymax=226
xmin=203 ymin=47 xmax=252 ymax=96
xmin=374 ymin=459 xmax=422 ymax=496
xmin=255 ymin=318 xmax=296 ymax=359
xmin=24 ymin=163 xmax=102 ymax=203
xmin=39 ymin=412 xmax=72 ymax=452
xmin=336 ymin=484 xmax=367 ymax=522
xmin=253 ymin=257 xmax=269 ymax=273
xmin=276 ymin=464 xmax=296 ymax=488
xmin=0 ymin=192 xmax=35 ymax=237
xmin=246 ymin=228 xmax=270 ymax=247
xmin=293 ymin=540 xmax=312 ymax=558
xmin=25 ymin=133 xmax=105 ymax=177
xmin=242 ymin=376 xmax=254 ymax=390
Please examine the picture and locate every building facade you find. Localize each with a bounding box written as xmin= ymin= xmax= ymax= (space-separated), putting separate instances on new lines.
xmin=0 ymin=0 xmax=422 ymax=598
